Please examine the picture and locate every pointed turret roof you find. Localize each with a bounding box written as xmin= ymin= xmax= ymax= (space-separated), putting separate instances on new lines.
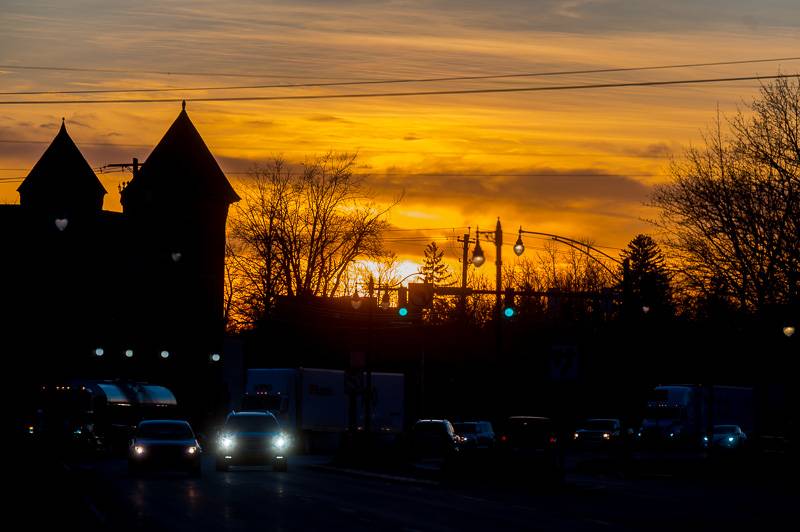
xmin=121 ymin=105 xmax=239 ymax=209
xmin=18 ymin=120 xmax=106 ymax=210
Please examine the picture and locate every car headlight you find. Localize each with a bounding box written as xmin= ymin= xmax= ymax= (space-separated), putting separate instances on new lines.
xmin=602 ymin=433 xmax=610 ymax=440
xmin=573 ymin=433 xmax=579 ymax=440
xmin=134 ymin=445 xmax=145 ymax=455
xmin=187 ymin=446 xmax=198 ymax=455
xmin=728 ymin=436 xmax=735 ymax=443
xmin=220 ymin=436 xmax=235 ymax=450
xmin=273 ymin=434 xmax=289 ymax=450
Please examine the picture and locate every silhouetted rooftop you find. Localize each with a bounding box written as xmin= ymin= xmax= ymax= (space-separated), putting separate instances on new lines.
xmin=17 ymin=120 xmax=106 ymax=210
xmin=121 ymin=105 xmax=240 ymax=209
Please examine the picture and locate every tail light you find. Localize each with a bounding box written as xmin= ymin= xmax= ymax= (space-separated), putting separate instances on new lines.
xmin=548 ymin=435 xmax=558 ymax=445
xmin=500 ymin=434 xmax=508 ymax=442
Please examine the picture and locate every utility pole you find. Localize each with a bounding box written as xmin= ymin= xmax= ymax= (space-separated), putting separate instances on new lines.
xmin=459 ymin=230 xmax=470 ymax=318
xmin=494 ymin=218 xmax=503 ymax=320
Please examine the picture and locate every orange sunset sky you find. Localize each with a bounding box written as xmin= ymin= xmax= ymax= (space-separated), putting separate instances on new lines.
xmin=1 ymin=1 xmax=798 ymax=274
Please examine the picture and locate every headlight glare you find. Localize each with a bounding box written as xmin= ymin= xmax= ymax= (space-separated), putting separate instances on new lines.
xmin=273 ymin=434 xmax=289 ymax=450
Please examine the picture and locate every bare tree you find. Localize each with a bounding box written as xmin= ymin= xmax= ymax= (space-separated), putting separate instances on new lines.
xmin=227 ymin=153 xmax=398 ymax=324
xmin=651 ymin=78 xmax=800 ymax=314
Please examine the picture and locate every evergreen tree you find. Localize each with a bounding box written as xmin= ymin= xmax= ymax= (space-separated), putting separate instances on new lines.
xmin=421 ymin=242 xmax=453 ymax=286
xmin=620 ymin=234 xmax=672 ymax=316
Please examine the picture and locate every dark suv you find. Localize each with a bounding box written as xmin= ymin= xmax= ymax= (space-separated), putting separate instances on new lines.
xmin=497 ymin=416 xmax=563 ymax=482
xmin=411 ymin=419 xmax=461 ymax=460
xmin=216 ymin=411 xmax=289 ymax=472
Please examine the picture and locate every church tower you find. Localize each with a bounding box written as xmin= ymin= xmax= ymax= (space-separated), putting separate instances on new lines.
xmin=121 ymin=103 xmax=239 ymax=368
xmin=18 ymin=119 xmax=106 ymax=217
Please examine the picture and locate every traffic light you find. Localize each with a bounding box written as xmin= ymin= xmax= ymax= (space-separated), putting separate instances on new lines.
xmin=503 ymin=287 xmax=516 ymax=318
xmin=397 ymin=287 xmax=408 ymax=317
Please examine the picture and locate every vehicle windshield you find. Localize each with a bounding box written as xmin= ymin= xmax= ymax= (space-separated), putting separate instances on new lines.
xmin=137 ymin=422 xmax=193 ymax=440
xmin=414 ymin=422 xmax=451 ymax=436
xmin=583 ymin=420 xmax=617 ymax=431
xmin=241 ymin=395 xmax=283 ymax=412
xmin=507 ymin=418 xmax=551 ymax=440
xmin=453 ymin=423 xmax=477 ymax=433
xmin=225 ymin=415 xmax=279 ymax=432
xmin=714 ymin=425 xmax=738 ymax=434
xmin=645 ymin=406 xmax=684 ymax=420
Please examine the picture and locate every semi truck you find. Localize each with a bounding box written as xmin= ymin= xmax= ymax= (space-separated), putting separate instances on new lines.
xmin=241 ymin=368 xmax=404 ymax=451
xmin=637 ymin=384 xmax=754 ymax=448
xmin=242 ymin=368 xmax=347 ymax=451
xmin=30 ymin=380 xmax=179 ymax=453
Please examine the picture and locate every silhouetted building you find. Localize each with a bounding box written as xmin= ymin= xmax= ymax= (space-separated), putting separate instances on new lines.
xmin=1 ymin=106 xmax=238 ymax=391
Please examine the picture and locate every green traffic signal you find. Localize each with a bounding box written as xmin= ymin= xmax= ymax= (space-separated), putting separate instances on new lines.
xmin=398 ymin=307 xmax=409 ymax=317
xmin=503 ymin=307 xmax=515 ymax=318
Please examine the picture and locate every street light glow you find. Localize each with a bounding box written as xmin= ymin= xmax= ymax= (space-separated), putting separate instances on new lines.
xmin=124 ymin=349 xmax=134 ymax=358
xmin=210 ymin=353 xmax=221 ymax=362
xmin=784 ymin=326 xmax=796 ymax=338
xmin=160 ymin=350 xmax=170 ymax=359
xmin=514 ymin=233 xmax=525 ymax=256
xmin=94 ymin=347 xmax=104 ymax=357
xmin=471 ymin=240 xmax=485 ymax=267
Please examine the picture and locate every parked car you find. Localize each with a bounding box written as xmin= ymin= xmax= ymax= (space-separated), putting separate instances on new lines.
xmin=453 ymin=421 xmax=496 ymax=449
xmin=216 ymin=411 xmax=290 ymax=472
xmin=573 ymin=418 xmax=624 ymax=447
xmin=411 ymin=419 xmax=461 ymax=461
xmin=705 ymin=424 xmax=748 ymax=451
xmin=128 ymin=420 xmax=202 ymax=477
xmin=497 ymin=416 xmax=563 ymax=481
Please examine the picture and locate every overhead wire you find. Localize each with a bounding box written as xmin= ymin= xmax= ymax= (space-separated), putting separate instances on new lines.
xmin=0 ymin=73 xmax=796 ymax=105
xmin=1 ymin=56 xmax=797 ymax=96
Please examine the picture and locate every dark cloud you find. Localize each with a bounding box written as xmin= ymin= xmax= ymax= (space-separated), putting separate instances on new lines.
xmin=364 ymin=166 xmax=653 ymax=225
xmin=307 ymin=115 xmax=348 ymax=123
xmin=245 ymin=119 xmax=276 ymax=128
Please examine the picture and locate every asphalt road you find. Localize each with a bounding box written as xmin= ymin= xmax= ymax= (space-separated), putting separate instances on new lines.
xmin=37 ymin=452 xmax=796 ymax=532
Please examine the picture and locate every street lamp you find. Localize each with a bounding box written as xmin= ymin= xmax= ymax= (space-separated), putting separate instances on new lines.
xmin=210 ymin=353 xmax=221 ymax=362
xmin=784 ymin=325 xmax=796 ymax=338
xmin=94 ymin=347 xmax=104 ymax=357
xmin=470 ymin=220 xmax=504 ymax=318
xmin=471 ymin=239 xmax=485 ymax=267
xmin=124 ymin=349 xmax=134 ymax=358
xmin=160 ymin=350 xmax=170 ymax=359
xmin=513 ymin=227 xmax=623 ymax=281
xmin=513 ymin=231 xmax=525 ymax=256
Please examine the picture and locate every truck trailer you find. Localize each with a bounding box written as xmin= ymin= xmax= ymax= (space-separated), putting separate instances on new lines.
xmin=242 ymin=368 xmax=347 ymax=452
xmin=637 ymin=384 xmax=754 ymax=448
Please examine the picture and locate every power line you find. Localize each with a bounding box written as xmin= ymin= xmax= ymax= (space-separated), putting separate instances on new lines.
xmin=385 ymin=227 xmax=468 ymax=232
xmin=0 ymin=73 xmax=794 ymax=106
xmin=1 ymin=56 xmax=798 ymax=96
xmin=0 ymin=64 xmax=341 ymax=80
xmin=0 ymin=138 xmax=151 ymax=148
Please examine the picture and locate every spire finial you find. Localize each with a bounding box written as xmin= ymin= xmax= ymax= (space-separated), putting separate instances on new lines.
xmin=182 ymin=100 xmax=186 ymax=111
